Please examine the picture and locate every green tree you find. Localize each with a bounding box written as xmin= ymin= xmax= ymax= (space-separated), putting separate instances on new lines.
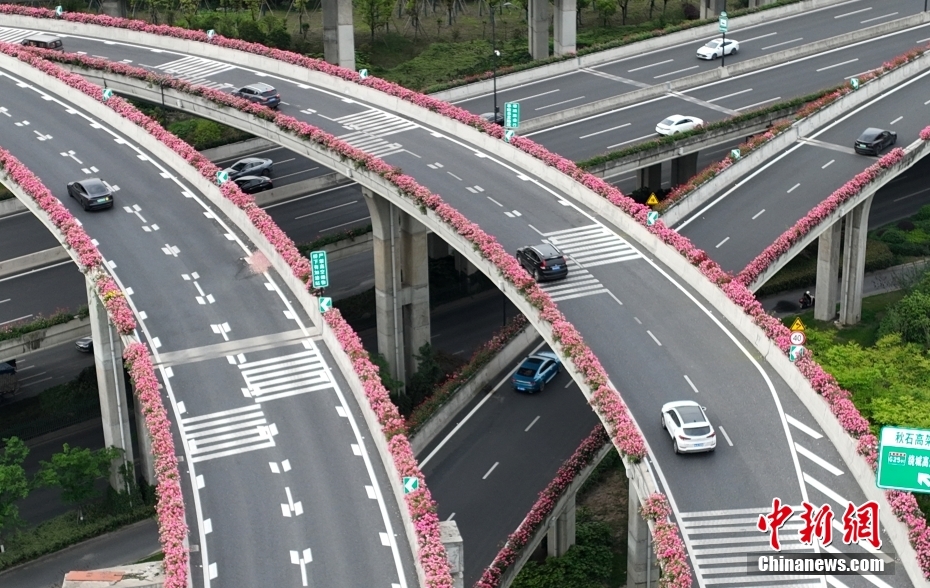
xmin=0 ymin=437 xmax=30 ymax=541
xmin=358 ymin=0 xmax=394 ymax=42
xmin=370 ymin=352 xmax=405 ymax=406
xmin=593 ymin=0 xmax=616 ymax=27
xmin=406 ymin=343 xmax=444 ymax=412
xmin=37 ymin=444 xmax=122 ymax=521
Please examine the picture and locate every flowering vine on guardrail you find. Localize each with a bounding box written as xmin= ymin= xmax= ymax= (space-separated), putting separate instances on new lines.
xmin=0 ymin=147 xmax=188 ymax=588
xmin=475 ymin=426 xmax=612 ymax=588
xmin=640 ymin=493 xmax=690 ymax=587
xmin=6 ymin=14 xmax=929 ymax=574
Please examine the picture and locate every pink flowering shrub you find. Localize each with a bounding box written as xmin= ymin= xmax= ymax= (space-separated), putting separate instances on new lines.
xmin=640 ymin=493 xmax=691 ymax=588
xmin=0 ymin=147 xmax=189 ymax=588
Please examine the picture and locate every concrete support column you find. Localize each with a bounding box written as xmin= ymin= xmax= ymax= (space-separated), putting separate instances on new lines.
xmin=547 ymin=491 xmax=576 ymax=557
xmin=99 ymin=0 xmax=127 ymax=17
xmin=528 ymin=0 xmax=550 ymax=60
xmin=627 ymin=477 xmax=659 ymax=587
xmin=553 ymin=0 xmax=576 ymax=56
xmin=839 ymin=196 xmax=873 ymax=325
xmin=670 ymin=152 xmax=698 ymax=187
xmin=87 ymin=279 xmax=134 ymax=491
xmin=814 ymin=222 xmax=842 ymax=322
xmin=700 ymin=0 xmax=727 ymax=19
xmin=440 ymin=521 xmax=464 ymax=588
xmin=323 ymin=0 xmax=355 ymax=70
xmin=399 ymin=211 xmax=431 ymax=379
xmin=132 ymin=381 xmax=156 ymax=486
xmin=635 ymin=163 xmax=662 ymax=192
xmin=427 ymin=232 xmax=450 ymax=260
xmin=748 ymin=0 xmax=777 ymax=6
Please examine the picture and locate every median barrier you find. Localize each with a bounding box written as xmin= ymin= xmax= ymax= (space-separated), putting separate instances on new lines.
xmin=251 ymin=171 xmax=354 ymax=207
xmin=431 ymin=0 xmax=851 ymax=103
xmin=199 ymin=137 xmax=275 ymax=161
xmin=0 ymin=315 xmax=90 ymax=360
xmin=0 ymin=194 xmax=26 ymax=217
xmin=0 ymin=246 xmax=70 ymax=278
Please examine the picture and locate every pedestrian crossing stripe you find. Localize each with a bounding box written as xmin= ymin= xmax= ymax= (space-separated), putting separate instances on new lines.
xmin=536 ymin=267 xmax=610 ymax=303
xmin=180 ymin=404 xmax=277 ymax=463
xmin=238 ymin=339 xmax=334 ymax=403
xmin=155 ymin=55 xmax=235 ymax=80
xmin=0 ymin=27 xmax=35 ymax=45
xmin=332 ymin=109 xmax=418 ymax=158
xmin=544 ymin=224 xmax=642 ymax=268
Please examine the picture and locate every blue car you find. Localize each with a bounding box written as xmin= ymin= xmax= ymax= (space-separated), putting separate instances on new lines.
xmin=512 ymin=351 xmax=561 ymax=393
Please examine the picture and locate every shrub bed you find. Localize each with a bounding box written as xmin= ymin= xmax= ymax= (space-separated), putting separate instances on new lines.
xmin=0 ymin=309 xmax=81 ymax=343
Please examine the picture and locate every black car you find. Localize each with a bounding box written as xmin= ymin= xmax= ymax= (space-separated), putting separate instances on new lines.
xmin=223 ymin=157 xmax=273 ymax=180
xmin=75 ymin=336 xmax=94 ymax=353
xmin=67 ymin=178 xmax=114 ymax=210
xmin=234 ymin=175 xmax=273 ymax=195
xmin=231 ymin=82 xmax=281 ymax=109
xmin=854 ymin=128 xmax=897 ymax=155
xmin=516 ymin=244 xmax=569 ymax=282
xmin=480 ymin=111 xmax=504 ymax=126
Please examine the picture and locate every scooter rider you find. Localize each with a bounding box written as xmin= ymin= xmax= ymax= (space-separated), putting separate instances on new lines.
xmin=801 ymin=291 xmax=814 ymax=308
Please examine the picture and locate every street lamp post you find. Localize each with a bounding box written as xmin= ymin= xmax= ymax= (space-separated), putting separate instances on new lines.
xmin=491 ymin=9 xmax=500 ymax=123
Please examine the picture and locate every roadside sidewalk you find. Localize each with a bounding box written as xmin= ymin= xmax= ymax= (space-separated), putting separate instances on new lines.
xmin=756 ymin=259 xmax=929 ymax=318
xmin=0 ymin=519 xmax=160 ymax=588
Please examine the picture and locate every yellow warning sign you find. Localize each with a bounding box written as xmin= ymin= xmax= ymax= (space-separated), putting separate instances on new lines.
xmin=646 ymin=193 xmax=659 ymax=205
xmin=790 ymin=318 xmax=806 ymax=332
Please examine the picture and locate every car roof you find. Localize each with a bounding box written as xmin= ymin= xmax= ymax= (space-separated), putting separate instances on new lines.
xmin=663 ymin=114 xmax=686 ymax=122
xmin=24 ymin=34 xmax=62 ymax=42
xmin=80 ymin=178 xmax=106 ymax=188
xmin=533 ymin=351 xmax=559 ymax=362
xmin=236 ymin=157 xmax=267 ymax=164
xmin=662 ymin=400 xmax=708 ymax=422
xmin=858 ymin=128 xmax=885 ymax=139
xmin=234 ymin=175 xmax=267 ymax=181
xmin=245 ymin=82 xmax=276 ymax=91
xmin=531 ymin=243 xmax=563 ymax=258
xmin=520 ymin=357 xmax=543 ymax=367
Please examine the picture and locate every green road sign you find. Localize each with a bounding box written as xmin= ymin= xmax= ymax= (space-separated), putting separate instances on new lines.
xmin=310 ymin=250 xmax=329 ymax=289
xmin=504 ymin=130 xmax=515 ymax=143
xmin=319 ymin=297 xmax=332 ymax=313
xmin=101 ymin=88 xmax=113 ymax=101
xmin=850 ymin=77 xmax=860 ymax=90
xmin=788 ymin=345 xmax=805 ymax=362
xmin=215 ymin=170 xmax=229 ymax=184
xmin=359 ymin=68 xmax=368 ymax=79
xmin=504 ymin=102 xmax=520 ymax=129
xmin=403 ymin=476 xmax=419 ymax=494
xmin=646 ymin=211 xmax=659 ymax=226
xmin=730 ymin=148 xmax=741 ymax=160
xmin=878 ymin=426 xmax=930 ymax=493
xmin=207 ymin=29 xmax=216 ymax=40
xmin=55 ymin=5 xmax=63 ymax=16
xmin=718 ymin=11 xmax=728 ymax=33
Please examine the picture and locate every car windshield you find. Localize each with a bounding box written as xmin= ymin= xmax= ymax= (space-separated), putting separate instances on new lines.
xmin=85 ymin=182 xmax=109 ymax=196
xmin=659 ymin=117 xmax=676 ymax=125
xmin=231 ymin=162 xmax=247 ymax=171
xmin=683 ymin=425 xmax=712 ymax=437
xmin=703 ymin=41 xmax=719 ymax=48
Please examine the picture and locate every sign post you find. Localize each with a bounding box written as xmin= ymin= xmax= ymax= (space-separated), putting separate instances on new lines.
xmin=310 ymin=251 xmax=329 ymax=289
xmin=504 ymin=102 xmax=520 ymax=129
xmin=877 ymin=426 xmax=930 ymax=493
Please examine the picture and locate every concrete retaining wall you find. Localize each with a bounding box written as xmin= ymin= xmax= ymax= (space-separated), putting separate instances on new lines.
xmin=322 ymin=231 xmax=373 ymax=262
xmin=661 ymin=50 xmax=930 ymax=227
xmin=410 ymin=325 xmax=539 ymax=456
xmin=431 ymin=0 xmax=851 ymax=103
xmin=199 ymin=137 xmax=275 ymax=161
xmin=0 ymin=246 xmax=69 ymax=277
xmin=252 ymin=172 xmax=354 ymax=207
xmin=0 ymin=315 xmax=91 ymax=362
xmin=0 ymin=195 xmax=26 ymax=218
xmin=519 ymin=12 xmax=930 ymax=133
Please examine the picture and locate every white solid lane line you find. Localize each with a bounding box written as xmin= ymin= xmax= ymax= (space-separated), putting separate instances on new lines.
xmin=751 ymin=209 xmax=765 ymax=220
xmin=525 ymin=416 xmax=541 ymax=432
xmin=0 ymin=298 xmax=9 ymax=304
xmin=707 ymin=88 xmax=752 ymax=103
xmin=482 ymin=462 xmax=500 ymax=480
xmin=534 ymin=96 xmax=586 ymax=111
xmin=684 ymin=375 xmax=699 ymax=393
xmin=579 ymin=122 xmax=630 ymax=140
xmin=646 ymin=330 xmax=662 ymax=346
xmin=861 ymin=12 xmax=898 ymax=25
xmin=735 ymin=96 xmax=781 ymax=111
xmin=715 ymin=237 xmax=730 ymax=248
xmin=739 ymin=32 xmax=777 ymax=43
xmin=294 ymin=200 xmax=358 ymax=220
xmin=627 ymin=59 xmax=673 ymax=73
xmin=787 ymin=183 xmax=800 ymax=193
xmin=0 ymin=314 xmax=32 ymax=327
xmin=654 ymin=65 xmax=699 ymax=79
xmin=761 ymin=37 xmax=803 ymax=50
xmin=816 ymin=58 xmax=858 ymax=72
xmin=607 ymin=133 xmax=657 ymax=149
xmin=834 ymin=7 xmax=871 ymax=18
xmin=822 ymin=159 xmax=835 ymax=169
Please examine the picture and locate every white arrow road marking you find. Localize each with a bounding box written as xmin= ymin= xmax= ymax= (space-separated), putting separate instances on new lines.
xmin=290 ymin=548 xmax=313 ymax=586
xmin=210 ymin=322 xmax=231 ymax=341
xmin=60 ymin=150 xmax=82 ymax=164
xmin=281 ymin=487 xmax=304 ymax=517
xmin=161 ymin=244 xmax=180 ymax=257
xmin=269 ymin=459 xmax=292 ymax=473
xmin=192 ymin=281 xmax=215 ymax=304
xmin=33 ymin=130 xmax=52 ymax=141
xmin=0 ymin=107 xmax=10 ymax=117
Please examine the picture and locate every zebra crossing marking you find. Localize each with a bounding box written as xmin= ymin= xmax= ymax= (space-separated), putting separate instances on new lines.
xmin=153 ymin=55 xmax=235 ymax=90
xmin=0 ymin=27 xmax=35 ymax=45
xmin=238 ymin=339 xmax=334 ymax=402
xmin=544 ymin=224 xmax=642 ymax=268
xmin=537 ymin=268 xmax=610 ymax=303
xmin=180 ymin=404 xmax=277 ymax=463
xmin=332 ymin=109 xmax=418 ymax=158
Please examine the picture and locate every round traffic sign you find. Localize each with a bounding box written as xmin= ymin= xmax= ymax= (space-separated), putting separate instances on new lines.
xmin=790 ymin=331 xmax=806 ymax=346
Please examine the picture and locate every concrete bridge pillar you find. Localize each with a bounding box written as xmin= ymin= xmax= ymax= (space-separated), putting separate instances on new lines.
xmin=627 ymin=475 xmax=660 ymax=588
xmin=87 ymin=279 xmax=135 ymax=491
xmin=636 ymin=164 xmax=663 ymax=192
xmin=814 ymin=222 xmax=841 ymax=322
xmin=670 ymin=152 xmax=698 ymax=187
xmin=700 ymin=0 xmax=727 ymax=19
xmin=323 ymin=0 xmax=355 ymax=70
xmin=440 ymin=521 xmax=464 ymax=588
xmin=528 ymin=0 xmax=550 ymax=60
xmin=553 ymin=0 xmax=576 ymax=56
xmin=547 ymin=491 xmax=577 ymax=557
xmin=362 ymin=188 xmax=431 ymax=383
xmin=98 ymin=0 xmax=127 ymax=17
xmin=839 ymin=195 xmax=873 ymax=325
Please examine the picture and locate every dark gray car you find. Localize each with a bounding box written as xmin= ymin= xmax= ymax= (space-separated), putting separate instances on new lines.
xmin=516 ymin=244 xmax=569 ymax=282
xmin=224 ymin=157 xmax=273 ymax=180
xmin=854 ymin=128 xmax=897 ymax=156
xmin=67 ymin=178 xmax=114 ymax=211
